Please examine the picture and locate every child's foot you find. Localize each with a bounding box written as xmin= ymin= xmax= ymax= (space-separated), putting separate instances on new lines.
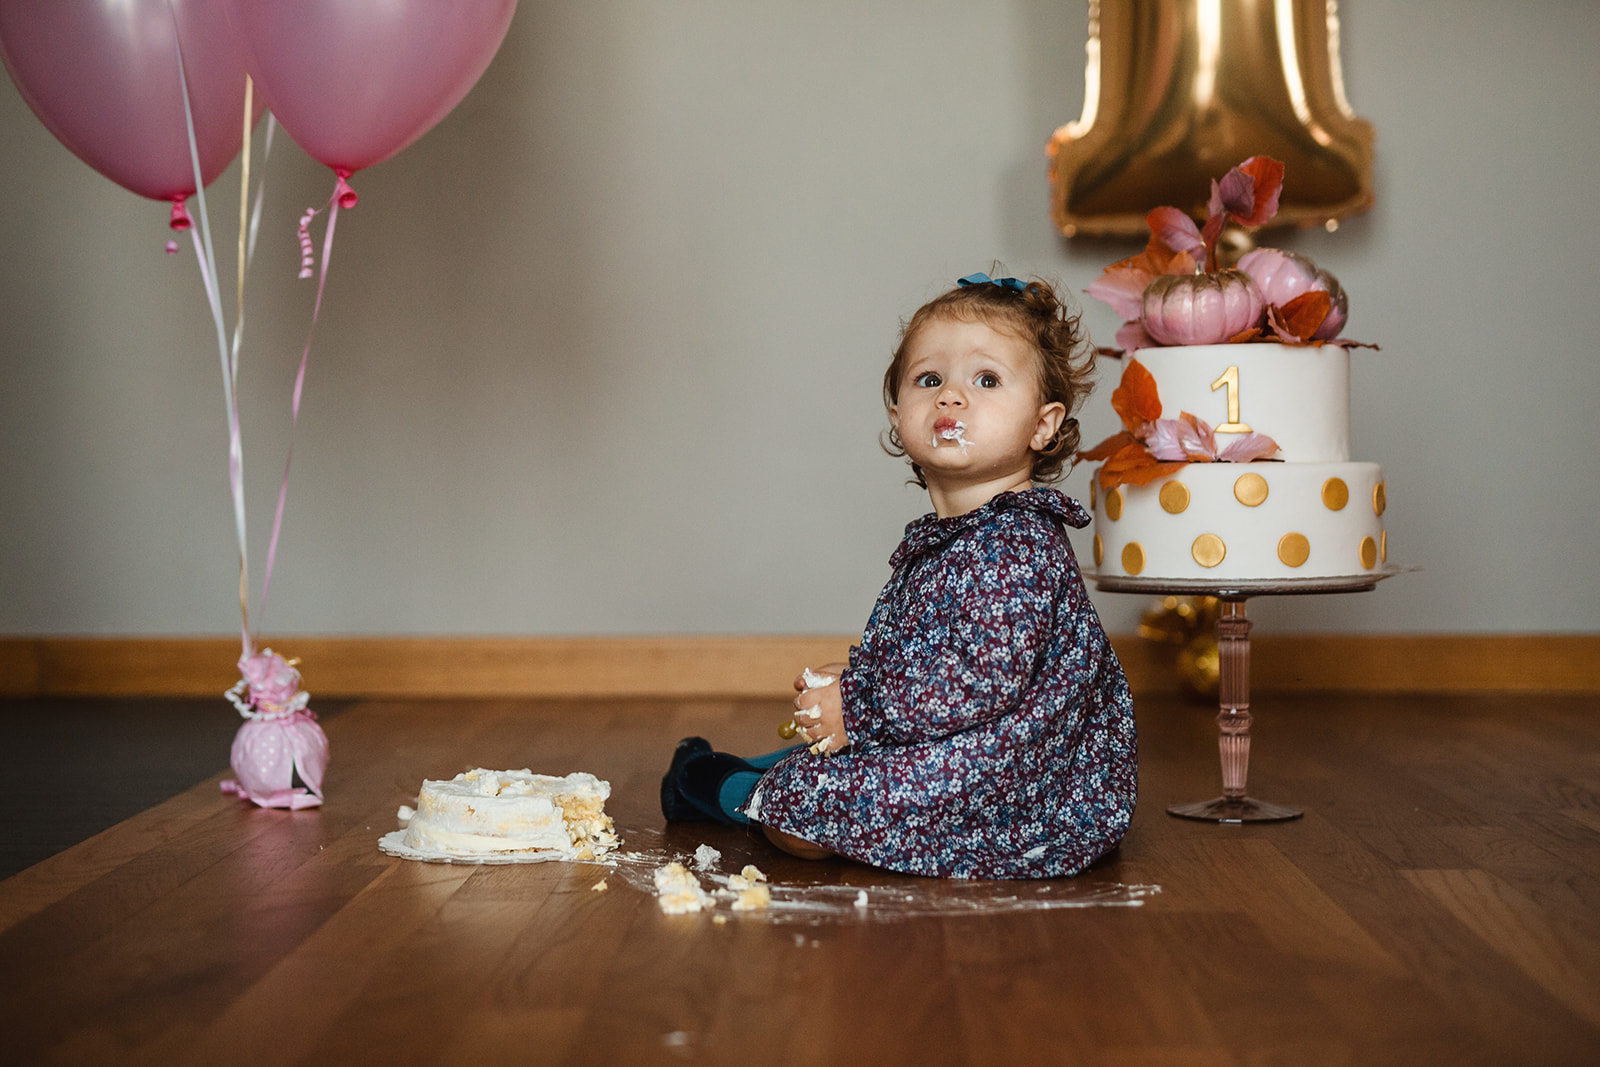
xmin=675 ymin=751 xmax=761 ymax=825
xmin=660 ymin=736 xmax=714 ymax=821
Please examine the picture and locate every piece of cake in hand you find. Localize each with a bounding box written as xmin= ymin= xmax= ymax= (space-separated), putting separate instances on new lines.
xmin=392 ymin=768 xmax=618 ymax=860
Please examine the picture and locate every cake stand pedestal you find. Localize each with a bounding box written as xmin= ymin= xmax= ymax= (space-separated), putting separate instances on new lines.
xmin=1092 ymin=570 xmax=1403 ymax=823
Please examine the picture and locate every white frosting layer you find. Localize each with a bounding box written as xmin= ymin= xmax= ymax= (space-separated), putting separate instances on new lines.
xmin=400 ymin=768 xmax=616 ymax=857
xmin=1134 ymin=343 xmax=1350 ymax=462
xmin=1094 ymin=462 xmax=1387 ymax=580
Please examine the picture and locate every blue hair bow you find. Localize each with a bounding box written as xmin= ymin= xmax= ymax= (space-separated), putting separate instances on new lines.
xmin=957 ymin=272 xmax=1027 ymax=292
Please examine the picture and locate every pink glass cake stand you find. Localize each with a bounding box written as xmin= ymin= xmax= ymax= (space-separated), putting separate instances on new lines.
xmin=1093 ymin=568 xmax=1404 ymax=823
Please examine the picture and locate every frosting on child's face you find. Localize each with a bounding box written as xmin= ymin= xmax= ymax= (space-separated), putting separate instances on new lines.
xmin=890 ymin=317 xmax=1065 ymax=497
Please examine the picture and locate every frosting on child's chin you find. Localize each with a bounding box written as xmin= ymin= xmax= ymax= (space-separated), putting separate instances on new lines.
xmin=931 ymin=420 xmax=973 ymax=453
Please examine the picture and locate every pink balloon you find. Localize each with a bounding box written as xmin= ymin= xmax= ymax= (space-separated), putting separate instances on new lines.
xmin=0 ymin=0 xmax=257 ymax=204
xmin=223 ymin=0 xmax=518 ymax=176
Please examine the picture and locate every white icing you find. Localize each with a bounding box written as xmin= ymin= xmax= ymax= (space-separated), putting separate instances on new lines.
xmin=693 ymin=843 xmax=721 ymax=870
xmin=654 ymin=861 xmax=714 ymax=914
xmin=1096 ymin=462 xmax=1384 ymax=580
xmin=397 ymin=768 xmax=617 ymax=858
xmin=1132 ymin=343 xmax=1350 ymax=462
xmin=931 ymin=420 xmax=973 ymax=453
xmin=799 ymin=668 xmax=835 ymax=689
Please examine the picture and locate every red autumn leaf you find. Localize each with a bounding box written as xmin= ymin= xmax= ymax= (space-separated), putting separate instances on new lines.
xmin=1110 ymin=358 xmax=1162 ymax=431
xmin=1232 ymin=156 xmax=1284 ymax=227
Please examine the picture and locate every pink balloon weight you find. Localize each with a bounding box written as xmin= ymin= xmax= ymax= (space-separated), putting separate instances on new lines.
xmin=0 ymin=0 xmax=258 ymax=203
xmin=223 ymin=0 xmax=518 ymax=176
xmin=226 ymin=712 xmax=329 ymax=810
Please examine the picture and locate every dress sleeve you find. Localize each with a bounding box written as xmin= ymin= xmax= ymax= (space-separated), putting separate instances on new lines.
xmin=867 ymin=519 xmax=1063 ymax=745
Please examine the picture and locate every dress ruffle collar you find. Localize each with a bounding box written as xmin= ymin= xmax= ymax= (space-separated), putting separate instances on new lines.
xmin=890 ymin=487 xmax=1089 ymax=568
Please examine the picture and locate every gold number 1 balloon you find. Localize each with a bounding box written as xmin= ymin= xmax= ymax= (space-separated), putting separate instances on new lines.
xmin=1049 ymin=0 xmax=1375 ymax=237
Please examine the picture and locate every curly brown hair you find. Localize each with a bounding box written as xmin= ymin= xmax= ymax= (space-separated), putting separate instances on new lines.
xmin=882 ymin=272 xmax=1096 ymax=487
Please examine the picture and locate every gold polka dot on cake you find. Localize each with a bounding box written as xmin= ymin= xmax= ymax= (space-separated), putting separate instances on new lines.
xmin=1321 ymin=477 xmax=1349 ymax=510
xmin=1360 ymin=536 xmax=1378 ymax=570
xmin=1093 ymin=533 xmax=1103 ymax=567
xmin=1278 ymin=532 xmax=1310 ymax=568
xmin=1373 ymin=481 xmax=1387 ymax=516
xmin=1159 ymin=481 xmax=1190 ymax=514
xmin=1105 ymin=486 xmax=1124 ymax=521
xmin=1234 ymin=472 xmax=1269 ymax=507
xmin=1089 ymin=481 xmax=1098 ymax=510
xmin=1121 ymin=542 xmax=1145 ymax=575
xmin=1380 ymin=530 xmax=1387 ymax=563
xmin=1191 ymin=533 xmax=1226 ymax=568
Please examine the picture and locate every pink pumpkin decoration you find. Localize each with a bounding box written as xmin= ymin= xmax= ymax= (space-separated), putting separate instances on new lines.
xmin=1237 ymin=248 xmax=1349 ymax=339
xmin=1140 ymin=270 xmax=1265 ymax=347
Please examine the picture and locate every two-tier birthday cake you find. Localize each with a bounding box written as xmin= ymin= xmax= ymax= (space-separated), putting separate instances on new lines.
xmin=1080 ymin=157 xmax=1385 ymax=583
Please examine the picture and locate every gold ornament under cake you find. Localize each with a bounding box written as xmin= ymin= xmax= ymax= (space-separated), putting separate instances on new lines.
xmin=1234 ymin=472 xmax=1269 ymax=507
xmin=1322 ymin=477 xmax=1349 ymax=510
xmin=1373 ymin=481 xmax=1387 ymax=515
xmin=1278 ymin=532 xmax=1311 ymax=567
xmin=1105 ymin=486 xmax=1124 ymax=521
xmin=1121 ymin=542 xmax=1145 ymax=575
xmin=1159 ymin=481 xmax=1191 ymax=514
xmin=1360 ymin=535 xmax=1378 ymax=569
xmin=1191 ymin=533 xmax=1226 ymax=569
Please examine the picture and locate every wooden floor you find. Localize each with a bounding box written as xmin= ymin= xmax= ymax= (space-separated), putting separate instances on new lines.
xmin=2 ymin=690 xmax=1598 ymax=1065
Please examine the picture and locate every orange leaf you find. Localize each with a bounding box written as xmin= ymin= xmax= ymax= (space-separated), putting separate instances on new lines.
xmin=1110 ymin=358 xmax=1162 ymax=430
xmin=1277 ymin=291 xmax=1332 ymax=341
xmin=1077 ymin=430 xmax=1136 ymax=462
xmin=1095 ymin=442 xmax=1186 ymax=490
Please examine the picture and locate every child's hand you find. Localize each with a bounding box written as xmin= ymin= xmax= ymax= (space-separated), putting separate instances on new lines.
xmin=793 ymin=668 xmax=851 ymax=756
xmin=793 ymin=662 xmax=847 ymax=692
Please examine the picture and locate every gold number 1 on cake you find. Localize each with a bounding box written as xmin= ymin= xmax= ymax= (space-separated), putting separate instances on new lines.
xmin=1210 ymin=365 xmax=1252 ymax=434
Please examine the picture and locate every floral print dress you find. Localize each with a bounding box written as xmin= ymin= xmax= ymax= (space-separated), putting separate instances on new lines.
xmin=744 ymin=488 xmax=1137 ymax=878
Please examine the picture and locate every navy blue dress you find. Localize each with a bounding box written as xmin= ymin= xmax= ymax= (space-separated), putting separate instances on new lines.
xmin=743 ymin=488 xmax=1137 ymax=878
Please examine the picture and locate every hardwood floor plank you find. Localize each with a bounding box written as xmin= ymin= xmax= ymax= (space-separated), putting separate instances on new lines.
xmin=2 ymin=692 xmax=1598 ymax=1065
xmin=1403 ymin=868 xmax=1600 ymax=1030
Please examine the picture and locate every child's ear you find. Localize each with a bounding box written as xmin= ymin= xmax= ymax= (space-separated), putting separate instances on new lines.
xmin=1031 ymin=401 xmax=1067 ymax=452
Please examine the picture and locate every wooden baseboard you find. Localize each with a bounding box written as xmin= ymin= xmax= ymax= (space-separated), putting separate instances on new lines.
xmin=2 ymin=633 xmax=1596 ymax=699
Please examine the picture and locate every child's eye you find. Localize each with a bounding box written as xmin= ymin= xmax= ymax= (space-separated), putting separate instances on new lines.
xmin=976 ymin=372 xmax=1001 ymax=388
xmin=914 ymin=372 xmax=942 ymax=388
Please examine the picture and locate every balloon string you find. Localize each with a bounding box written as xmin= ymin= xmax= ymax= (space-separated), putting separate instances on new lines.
xmin=173 ymin=16 xmax=251 ymax=658
xmin=258 ymin=179 xmax=343 ymax=622
xmin=236 ymin=77 xmax=251 ymax=338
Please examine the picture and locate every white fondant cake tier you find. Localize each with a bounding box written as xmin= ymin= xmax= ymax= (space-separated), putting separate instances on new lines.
xmin=1093 ymin=462 xmax=1387 ymax=581
xmin=399 ymin=768 xmax=617 ymax=858
xmin=1134 ymin=343 xmax=1350 ymax=462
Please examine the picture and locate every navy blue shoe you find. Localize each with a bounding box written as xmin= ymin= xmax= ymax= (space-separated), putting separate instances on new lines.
xmin=660 ymin=736 xmax=714 ymax=821
xmin=674 ymin=751 xmax=761 ymax=825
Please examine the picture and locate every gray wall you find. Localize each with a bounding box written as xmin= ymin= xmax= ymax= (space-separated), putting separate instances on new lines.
xmin=2 ymin=2 xmax=1595 ymax=638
